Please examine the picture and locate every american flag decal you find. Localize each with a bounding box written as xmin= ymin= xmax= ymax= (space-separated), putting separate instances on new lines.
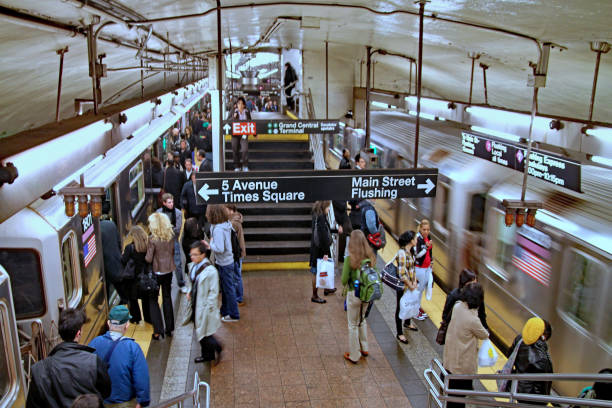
xmin=512 ymin=245 xmax=551 ymax=287
xmin=84 ymin=235 xmax=97 ymax=267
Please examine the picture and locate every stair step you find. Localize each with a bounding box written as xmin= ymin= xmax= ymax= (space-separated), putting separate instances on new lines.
xmin=246 ymin=240 xmax=311 ymax=256
xmin=225 ymin=141 xmax=309 ymax=150
xmin=238 ymin=203 xmax=312 ymax=216
xmin=243 ymin=214 xmax=312 ymax=228
xmin=244 ymin=227 xmax=311 ymax=241
xmin=225 ymin=150 xmax=311 ymax=159
xmin=243 ymin=253 xmax=310 ymax=263
xmin=225 ymin=161 xmax=313 ymax=171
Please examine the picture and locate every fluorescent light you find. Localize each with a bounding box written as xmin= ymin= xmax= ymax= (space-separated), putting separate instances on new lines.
xmin=225 ymin=71 xmax=241 ymax=79
xmin=405 ymin=96 xmax=450 ymax=111
xmin=591 ymin=155 xmax=612 ymax=167
xmin=258 ymin=68 xmax=278 ymax=79
xmin=585 ymin=127 xmax=612 ymax=139
xmin=471 ymin=126 xmax=522 ymax=143
xmin=409 ymin=110 xmax=436 ymax=121
xmin=465 ymin=106 xmax=550 ymax=130
xmin=372 ymin=101 xmax=389 ymax=108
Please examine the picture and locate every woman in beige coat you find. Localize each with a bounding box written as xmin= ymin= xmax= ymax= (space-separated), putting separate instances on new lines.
xmin=186 ymin=240 xmax=222 ymax=364
xmin=443 ymin=282 xmax=489 ymax=408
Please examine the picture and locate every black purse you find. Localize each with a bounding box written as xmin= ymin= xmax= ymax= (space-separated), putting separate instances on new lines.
xmin=137 ymin=266 xmax=159 ymax=296
xmin=381 ymin=254 xmax=404 ymax=291
xmin=120 ymin=258 xmax=136 ymax=281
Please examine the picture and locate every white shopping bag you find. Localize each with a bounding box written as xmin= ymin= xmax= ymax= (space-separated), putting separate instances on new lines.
xmin=316 ymin=258 xmax=335 ymax=289
xmin=478 ymin=339 xmax=499 ymax=367
xmin=426 ymin=268 xmax=433 ymax=301
xmin=399 ymin=289 xmax=420 ymax=320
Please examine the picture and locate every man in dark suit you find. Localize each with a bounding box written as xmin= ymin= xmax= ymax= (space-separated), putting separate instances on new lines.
xmin=163 ymin=159 xmax=185 ymax=209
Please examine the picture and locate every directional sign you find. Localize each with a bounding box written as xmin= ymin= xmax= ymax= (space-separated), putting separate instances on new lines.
xmin=195 ymin=169 xmax=438 ymax=204
xmin=461 ymin=131 xmax=581 ymax=192
xmin=223 ymin=119 xmax=340 ymax=136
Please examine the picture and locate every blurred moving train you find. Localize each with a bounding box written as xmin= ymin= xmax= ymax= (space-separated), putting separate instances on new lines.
xmin=330 ymin=110 xmax=611 ymax=396
xmin=0 ymin=82 xmax=208 ymax=407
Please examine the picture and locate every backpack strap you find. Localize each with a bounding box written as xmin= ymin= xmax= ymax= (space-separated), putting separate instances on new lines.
xmin=103 ymin=337 xmax=122 ymax=365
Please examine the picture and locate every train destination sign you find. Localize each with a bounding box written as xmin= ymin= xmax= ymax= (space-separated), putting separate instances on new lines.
xmin=223 ymin=119 xmax=340 ymax=136
xmin=195 ymin=168 xmax=438 ymax=204
xmin=461 ymin=131 xmax=581 ymax=192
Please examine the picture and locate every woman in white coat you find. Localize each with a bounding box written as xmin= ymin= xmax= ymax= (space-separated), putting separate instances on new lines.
xmin=186 ymin=240 xmax=222 ymax=364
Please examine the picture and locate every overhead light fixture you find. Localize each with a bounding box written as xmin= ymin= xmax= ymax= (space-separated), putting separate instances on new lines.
xmin=584 ymin=127 xmax=612 ymax=139
xmin=471 ymin=126 xmax=522 ymax=143
xmin=405 ymin=96 xmax=450 ymax=111
xmin=590 ymin=155 xmax=612 ymax=167
xmin=409 ymin=110 xmax=436 ymax=121
xmin=262 ymin=20 xmax=284 ymax=42
xmin=258 ymin=68 xmax=278 ymax=79
xmin=465 ymin=106 xmax=550 ymax=130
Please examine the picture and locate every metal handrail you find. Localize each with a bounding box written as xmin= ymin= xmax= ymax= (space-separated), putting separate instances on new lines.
xmin=150 ymin=371 xmax=210 ymax=408
xmin=424 ymin=358 xmax=612 ymax=408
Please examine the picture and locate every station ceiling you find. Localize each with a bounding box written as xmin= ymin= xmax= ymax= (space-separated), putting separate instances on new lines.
xmin=1 ymin=0 xmax=611 ymax=137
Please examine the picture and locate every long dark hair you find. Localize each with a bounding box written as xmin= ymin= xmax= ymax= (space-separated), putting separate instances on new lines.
xmin=398 ymin=230 xmax=416 ymax=256
xmin=459 ymin=269 xmax=477 ymax=289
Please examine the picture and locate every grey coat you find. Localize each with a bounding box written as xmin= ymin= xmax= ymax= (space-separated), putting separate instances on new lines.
xmin=185 ymin=261 xmax=221 ymax=341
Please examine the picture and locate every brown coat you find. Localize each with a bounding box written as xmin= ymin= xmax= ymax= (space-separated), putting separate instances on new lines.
xmin=230 ymin=212 xmax=247 ymax=259
xmin=145 ymin=237 xmax=175 ymax=273
xmin=443 ymin=301 xmax=489 ymax=374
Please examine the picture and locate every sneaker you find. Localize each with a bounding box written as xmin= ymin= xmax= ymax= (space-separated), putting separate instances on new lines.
xmin=221 ymin=315 xmax=239 ymax=323
xmin=180 ymin=286 xmax=190 ymax=294
xmin=415 ymin=311 xmax=428 ymax=321
xmin=242 ymin=166 xmax=249 ymax=172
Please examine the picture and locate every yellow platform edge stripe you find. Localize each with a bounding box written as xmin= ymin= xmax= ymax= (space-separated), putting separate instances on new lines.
xmin=285 ymin=110 xmax=299 ymax=120
xmin=242 ymin=261 xmax=309 ymax=271
xmin=224 ymin=133 xmax=308 ymax=141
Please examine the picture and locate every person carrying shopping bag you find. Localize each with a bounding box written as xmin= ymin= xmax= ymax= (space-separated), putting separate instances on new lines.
xmin=341 ymin=230 xmax=375 ymax=364
xmin=392 ymin=231 xmax=419 ymax=344
xmin=414 ymin=219 xmax=433 ymax=321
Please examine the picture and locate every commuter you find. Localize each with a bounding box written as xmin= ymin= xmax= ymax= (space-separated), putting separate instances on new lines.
xmin=284 ymin=62 xmax=298 ymax=111
xmin=189 ymin=122 xmax=212 ymax=162
xmin=182 ymin=217 xmax=204 ymax=278
xmin=572 ymin=368 xmax=612 ymax=407
xmin=181 ymin=173 xmax=207 ymax=229
xmin=100 ymin=205 xmax=126 ymax=304
xmin=437 ymin=269 xmax=488 ymax=345
xmin=178 ymin=139 xmax=192 ymax=169
xmin=207 ymin=204 xmax=239 ymax=322
xmin=414 ymin=219 xmax=433 ymax=321
xmin=70 ymin=394 xmax=104 ymax=408
xmin=151 ymin=158 xmax=163 ymax=189
xmin=196 ymin=149 xmax=213 ymax=172
xmin=187 ymin=241 xmax=223 ymax=364
xmin=156 ymin=193 xmax=186 ymax=292
xmin=354 ymin=153 xmax=367 ymax=169
xmin=226 ymin=203 xmax=247 ymax=305
xmin=169 ymin=128 xmax=180 ymax=150
xmin=163 ymin=159 xmax=185 ymax=209
xmin=246 ymin=98 xmax=256 ymax=112
xmin=341 ymin=230 xmax=374 ymax=364
xmin=348 ymin=155 xmax=365 ymax=230
xmin=394 ymin=231 xmax=419 ymax=344
xmin=332 ymin=199 xmax=351 ymax=263
xmin=442 ymin=283 xmax=489 ymax=408
xmin=510 ymin=317 xmax=554 ymax=405
xmin=120 ymin=226 xmax=151 ymax=324
xmin=339 ymin=148 xmax=352 ymax=169
xmin=172 ymin=151 xmax=184 ymax=172
xmin=89 ymin=305 xmax=150 ymax=408
xmin=26 ymin=309 xmax=111 ymax=408
xmin=232 ymin=96 xmax=252 ymax=172
xmin=309 ymin=201 xmax=341 ymax=303
xmin=183 ymin=158 xmax=195 ymax=185
xmin=358 ymin=199 xmax=382 ymax=254
xmin=145 ymin=212 xmax=175 ymax=339
xmin=272 ymin=100 xmax=279 ymax=112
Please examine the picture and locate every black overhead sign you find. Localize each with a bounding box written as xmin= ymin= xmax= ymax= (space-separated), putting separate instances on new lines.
xmin=195 ymin=169 xmax=438 ymax=204
xmin=223 ymin=119 xmax=340 ymax=136
xmin=461 ymin=131 xmax=581 ymax=193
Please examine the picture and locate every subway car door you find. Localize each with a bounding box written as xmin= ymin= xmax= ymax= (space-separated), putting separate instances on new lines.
xmin=0 ymin=265 xmax=27 ymax=407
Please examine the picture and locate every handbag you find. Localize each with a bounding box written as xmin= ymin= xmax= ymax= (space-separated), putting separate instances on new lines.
xmin=120 ymin=258 xmax=136 ymax=281
xmin=436 ymin=320 xmax=448 ymax=345
xmin=478 ymin=339 xmax=499 ymax=367
xmin=381 ymin=252 xmax=404 ymax=291
xmin=137 ymin=268 xmax=160 ymax=297
xmin=497 ymin=339 xmax=522 ymax=392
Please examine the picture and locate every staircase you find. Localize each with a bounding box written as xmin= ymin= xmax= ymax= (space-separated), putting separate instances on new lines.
xmin=224 ymin=133 xmax=314 ymax=267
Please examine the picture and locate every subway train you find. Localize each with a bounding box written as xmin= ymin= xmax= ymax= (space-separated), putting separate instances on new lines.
xmin=0 ymin=83 xmax=208 ymax=406
xmin=331 ymin=110 xmax=611 ymax=396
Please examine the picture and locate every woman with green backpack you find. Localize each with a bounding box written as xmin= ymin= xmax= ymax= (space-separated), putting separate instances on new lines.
xmin=341 ymin=230 xmax=376 ymax=364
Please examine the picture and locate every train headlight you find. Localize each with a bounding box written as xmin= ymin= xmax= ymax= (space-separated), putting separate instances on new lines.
xmin=516 ymin=209 xmax=526 ymax=227
xmin=78 ymin=195 xmax=89 ymax=218
xmin=90 ymin=195 xmax=103 ymax=218
xmin=526 ymin=208 xmax=537 ymax=227
xmin=504 ymin=208 xmax=515 ymax=227
xmin=64 ymin=195 xmax=76 ymax=217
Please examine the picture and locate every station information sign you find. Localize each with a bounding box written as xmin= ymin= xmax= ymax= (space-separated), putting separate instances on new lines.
xmin=461 ymin=131 xmax=581 ymax=192
xmin=195 ymin=168 xmax=438 ymax=204
xmin=223 ymin=119 xmax=340 ymax=136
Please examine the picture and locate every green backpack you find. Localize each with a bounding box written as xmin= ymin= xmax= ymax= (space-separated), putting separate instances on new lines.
xmin=358 ymin=260 xmax=383 ymax=302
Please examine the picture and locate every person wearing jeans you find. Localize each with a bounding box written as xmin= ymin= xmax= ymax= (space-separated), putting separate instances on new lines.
xmin=156 ymin=194 xmax=186 ymax=292
xmin=207 ymin=205 xmax=239 ymax=322
xmin=226 ymin=204 xmax=246 ymax=305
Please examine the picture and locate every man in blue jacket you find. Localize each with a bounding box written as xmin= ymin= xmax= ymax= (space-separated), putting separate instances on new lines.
xmin=89 ymin=305 xmax=150 ymax=407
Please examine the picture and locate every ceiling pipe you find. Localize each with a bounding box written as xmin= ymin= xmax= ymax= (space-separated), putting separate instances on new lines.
xmin=414 ymin=0 xmax=427 ymax=169
xmin=467 ymin=52 xmax=480 ymax=104
xmin=588 ymin=41 xmax=610 ymax=122
xmin=480 ymin=62 xmax=490 ymax=105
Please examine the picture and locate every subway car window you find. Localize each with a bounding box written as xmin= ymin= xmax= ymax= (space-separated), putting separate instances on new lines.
xmin=129 ymin=160 xmax=145 ymax=217
xmin=0 ymin=304 xmax=11 ymax=404
xmin=434 ymin=183 xmax=449 ymax=232
xmin=493 ymin=213 xmax=517 ymax=269
xmin=0 ymin=250 xmax=45 ymax=319
xmin=560 ymin=249 xmax=606 ymax=333
xmin=468 ymin=193 xmax=486 ymax=232
xmin=61 ymin=233 xmax=80 ymax=308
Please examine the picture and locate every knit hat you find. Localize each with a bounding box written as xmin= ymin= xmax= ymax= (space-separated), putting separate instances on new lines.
xmin=522 ymin=317 xmax=545 ymax=345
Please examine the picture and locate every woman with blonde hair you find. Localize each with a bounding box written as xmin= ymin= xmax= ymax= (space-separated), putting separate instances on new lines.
xmin=145 ymin=212 xmax=175 ymax=339
xmin=341 ymin=230 xmax=375 ymax=364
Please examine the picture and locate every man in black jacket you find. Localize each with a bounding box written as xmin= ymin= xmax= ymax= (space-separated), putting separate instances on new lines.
xmin=26 ymin=309 xmax=111 ymax=408
xmin=163 ymin=159 xmax=185 ymax=209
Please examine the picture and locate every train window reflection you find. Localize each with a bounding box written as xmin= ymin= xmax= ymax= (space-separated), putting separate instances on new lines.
xmin=494 ymin=213 xmax=516 ymax=269
xmin=61 ymin=233 xmax=80 ymax=308
xmin=468 ymin=194 xmax=486 ymax=232
xmin=0 ymin=305 xmax=10 ymax=403
xmin=0 ymin=249 xmax=45 ymax=319
xmin=561 ymin=249 xmax=606 ymax=333
xmin=129 ymin=160 xmax=145 ymax=217
xmin=434 ymin=183 xmax=449 ymax=234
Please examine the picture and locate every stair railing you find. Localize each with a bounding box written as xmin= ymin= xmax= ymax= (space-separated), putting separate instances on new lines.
xmin=424 ymin=358 xmax=612 ymax=408
xmin=150 ymin=371 xmax=210 ymax=408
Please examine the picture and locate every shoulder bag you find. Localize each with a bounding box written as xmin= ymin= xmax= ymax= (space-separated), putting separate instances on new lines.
xmin=381 ymin=251 xmax=404 ymax=291
xmin=137 ymin=265 xmax=160 ymax=297
xmin=497 ymin=339 xmax=523 ymax=392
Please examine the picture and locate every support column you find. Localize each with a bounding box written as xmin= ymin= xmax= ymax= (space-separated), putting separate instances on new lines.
xmin=588 ymin=41 xmax=610 ymax=121
xmin=480 ymin=62 xmax=489 ymax=105
xmin=325 ymin=41 xmax=329 ymax=119
xmin=55 ymin=47 xmax=69 ymax=122
xmin=216 ymin=1 xmax=224 ymax=172
xmin=468 ymin=52 xmax=480 ymax=105
xmin=413 ymin=0 xmax=427 ymax=168
xmin=365 ymin=46 xmax=372 ymax=149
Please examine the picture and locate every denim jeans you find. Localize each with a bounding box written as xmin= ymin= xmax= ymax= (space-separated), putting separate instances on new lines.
xmin=217 ymin=263 xmax=239 ymax=319
xmin=234 ymin=259 xmax=244 ymax=303
xmin=174 ymin=239 xmax=184 ymax=287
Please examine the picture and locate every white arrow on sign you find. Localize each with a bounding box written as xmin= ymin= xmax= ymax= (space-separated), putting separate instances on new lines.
xmin=223 ymin=123 xmax=231 ymax=135
xmin=417 ymin=178 xmax=436 ymax=194
xmin=198 ymin=183 xmax=219 ymax=201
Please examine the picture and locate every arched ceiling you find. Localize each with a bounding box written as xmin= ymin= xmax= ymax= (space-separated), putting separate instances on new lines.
xmin=1 ymin=0 xmax=611 ymax=137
